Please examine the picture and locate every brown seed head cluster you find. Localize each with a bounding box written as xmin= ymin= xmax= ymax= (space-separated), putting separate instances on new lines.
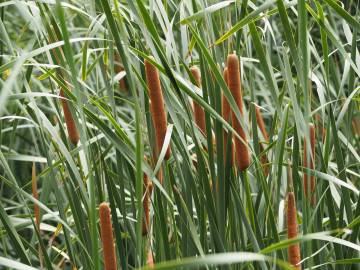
xmin=227 ymin=54 xmax=250 ymax=171
xmin=303 ymin=123 xmax=316 ymax=205
xmin=145 ymin=58 xmax=171 ymax=160
xmin=190 ymin=66 xmax=207 ymax=137
xmin=287 ymin=192 xmax=301 ymax=269
xmin=99 ymin=203 xmax=117 ymax=270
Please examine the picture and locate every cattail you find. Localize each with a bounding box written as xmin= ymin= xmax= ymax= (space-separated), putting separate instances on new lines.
xmin=303 ymin=123 xmax=316 ymax=205
xmin=352 ymin=118 xmax=360 ymax=136
xmin=60 ymin=90 xmax=80 ymax=145
xmin=315 ymin=114 xmax=326 ymax=142
xmin=142 ymin=174 xmax=153 ymax=236
xmin=255 ymin=106 xmax=269 ymax=175
xmin=222 ymin=68 xmax=234 ymax=165
xmin=32 ymin=163 xmax=40 ymax=229
xmin=147 ymin=249 xmax=154 ymax=267
xmin=114 ymin=53 xmax=127 ymax=91
xmin=287 ymin=192 xmax=301 ymax=269
xmin=99 ymin=203 xmax=117 ymax=270
xmin=227 ymin=54 xmax=250 ymax=171
xmin=145 ymin=58 xmax=171 ymax=160
xmin=190 ymin=66 xmax=206 ymax=137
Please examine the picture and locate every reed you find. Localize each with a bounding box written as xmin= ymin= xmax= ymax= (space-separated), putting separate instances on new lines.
xmin=303 ymin=123 xmax=316 ymax=205
xmin=99 ymin=202 xmax=117 ymax=270
xmin=287 ymin=191 xmax=301 ymax=269
xmin=227 ymin=54 xmax=250 ymax=171
xmin=190 ymin=66 xmax=206 ymax=137
xmin=60 ymin=89 xmax=80 ymax=145
xmin=145 ymin=58 xmax=171 ymax=160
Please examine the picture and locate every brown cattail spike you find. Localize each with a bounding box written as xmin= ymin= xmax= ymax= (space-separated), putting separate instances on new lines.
xmin=303 ymin=123 xmax=316 ymax=205
xmin=60 ymin=90 xmax=80 ymax=145
xmin=287 ymin=192 xmax=301 ymax=269
xmin=114 ymin=53 xmax=127 ymax=91
xmin=145 ymin=58 xmax=171 ymax=160
xmin=147 ymin=249 xmax=154 ymax=267
xmin=142 ymin=174 xmax=153 ymax=236
xmin=222 ymin=68 xmax=234 ymax=166
xmin=99 ymin=203 xmax=117 ymax=270
xmin=255 ymin=106 xmax=269 ymax=175
xmin=227 ymin=54 xmax=250 ymax=171
xmin=190 ymin=66 xmax=206 ymax=137
xmin=32 ymin=163 xmax=40 ymax=229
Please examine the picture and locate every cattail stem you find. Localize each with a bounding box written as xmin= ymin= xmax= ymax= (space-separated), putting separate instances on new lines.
xmin=60 ymin=89 xmax=80 ymax=145
xmin=227 ymin=54 xmax=250 ymax=171
xmin=255 ymin=106 xmax=269 ymax=175
xmin=287 ymin=192 xmax=301 ymax=269
xmin=303 ymin=123 xmax=316 ymax=205
xmin=145 ymin=58 xmax=171 ymax=160
xmin=222 ymin=68 xmax=234 ymax=166
xmin=99 ymin=203 xmax=117 ymax=270
xmin=190 ymin=66 xmax=207 ymax=137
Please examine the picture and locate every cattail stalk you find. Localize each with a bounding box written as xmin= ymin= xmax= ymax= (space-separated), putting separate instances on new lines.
xmin=142 ymin=174 xmax=153 ymax=235
xmin=287 ymin=192 xmax=301 ymax=269
xmin=190 ymin=66 xmax=206 ymax=137
xmin=227 ymin=54 xmax=250 ymax=171
xmin=60 ymin=89 xmax=80 ymax=145
xmin=222 ymin=68 xmax=234 ymax=165
xmin=99 ymin=203 xmax=117 ymax=270
xmin=255 ymin=106 xmax=269 ymax=175
xmin=303 ymin=123 xmax=316 ymax=205
xmin=145 ymin=59 xmax=171 ymax=160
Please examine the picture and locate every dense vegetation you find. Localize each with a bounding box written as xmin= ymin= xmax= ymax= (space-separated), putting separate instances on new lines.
xmin=0 ymin=0 xmax=359 ymax=269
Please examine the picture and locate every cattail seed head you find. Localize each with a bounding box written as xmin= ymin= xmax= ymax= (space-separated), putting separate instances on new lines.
xmin=60 ymin=90 xmax=80 ymax=145
xmin=32 ymin=162 xmax=40 ymax=229
xmin=190 ymin=66 xmax=206 ymax=137
xmin=147 ymin=249 xmax=154 ymax=267
xmin=114 ymin=53 xmax=127 ymax=91
xmin=222 ymin=67 xmax=234 ymax=166
xmin=255 ymin=106 xmax=269 ymax=176
xmin=145 ymin=58 xmax=171 ymax=160
xmin=227 ymin=54 xmax=250 ymax=171
xmin=303 ymin=123 xmax=316 ymax=205
xmin=99 ymin=203 xmax=117 ymax=270
xmin=287 ymin=192 xmax=301 ymax=269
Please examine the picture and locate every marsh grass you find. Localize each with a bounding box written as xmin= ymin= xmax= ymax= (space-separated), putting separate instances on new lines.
xmin=0 ymin=0 xmax=359 ymax=269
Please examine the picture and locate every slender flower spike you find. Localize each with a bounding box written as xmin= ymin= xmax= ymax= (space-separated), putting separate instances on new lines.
xmin=145 ymin=58 xmax=171 ymax=160
xmin=32 ymin=163 xmax=40 ymax=229
xmin=147 ymin=249 xmax=154 ymax=267
xmin=60 ymin=89 xmax=80 ymax=145
xmin=190 ymin=66 xmax=206 ymax=137
xmin=99 ymin=203 xmax=117 ymax=270
xmin=222 ymin=68 xmax=234 ymax=165
xmin=255 ymin=106 xmax=269 ymax=175
xmin=303 ymin=123 xmax=316 ymax=205
xmin=287 ymin=192 xmax=301 ymax=269
xmin=114 ymin=53 xmax=127 ymax=91
xmin=227 ymin=54 xmax=250 ymax=171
